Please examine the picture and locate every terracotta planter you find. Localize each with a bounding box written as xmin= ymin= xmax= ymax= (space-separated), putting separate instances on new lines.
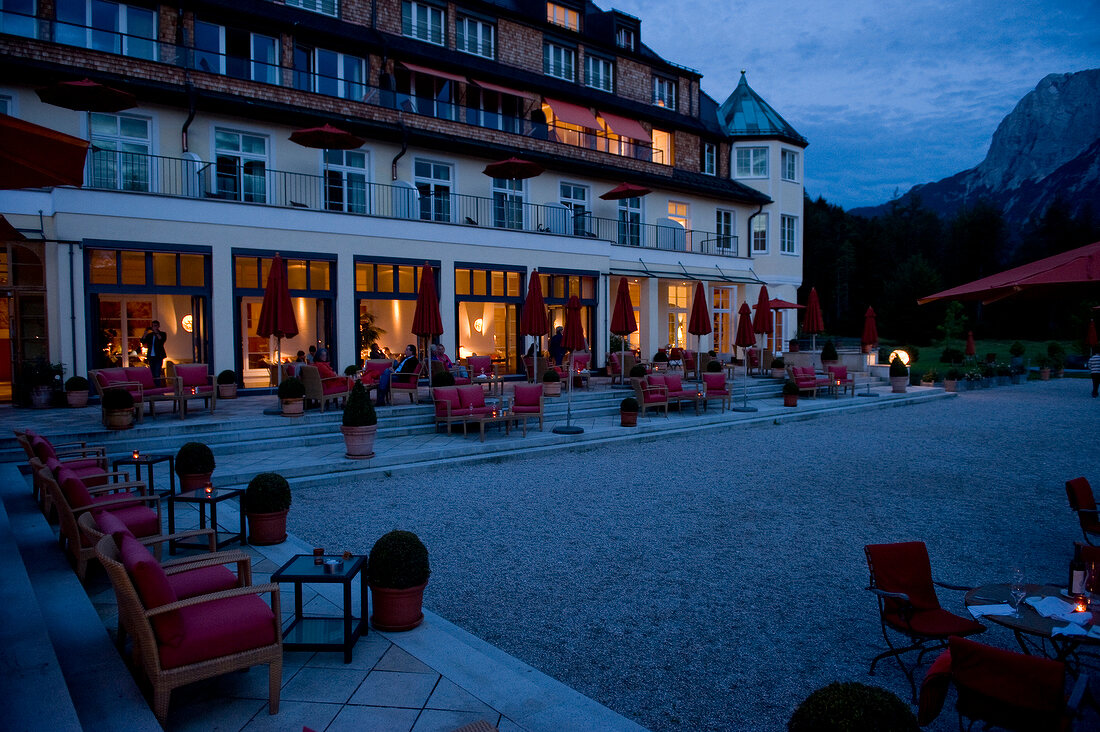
xmin=771 ymin=368 xmax=786 ymax=379
xmin=104 ymin=408 xmax=134 ymax=430
xmin=66 ymin=390 xmax=89 ymax=408
xmin=218 ymin=383 xmax=237 ymax=399
xmin=822 ymin=360 xmax=839 ymax=373
xmin=783 ymin=394 xmax=798 ymax=407
xmin=543 ymin=382 xmax=561 ymax=397
xmin=341 ymin=424 xmax=377 ymax=459
xmin=943 ymin=379 xmax=957 ymax=393
xmin=921 ymin=381 xmax=934 ymax=388
xmin=179 ymin=472 xmax=213 ymax=492
xmin=369 ymin=582 xmax=427 ymax=631
xmin=861 ymin=344 xmax=872 ymax=354
xmin=1039 ymin=368 xmax=1050 ymax=381
xmin=788 ymin=340 xmax=800 ymax=353
xmin=281 ymin=397 xmax=304 ymax=416
xmin=31 ymin=386 xmax=53 ymax=408
xmin=247 ymin=509 xmax=288 ymax=545
xmin=620 ymin=411 xmax=638 ymax=427
xmin=890 ymin=376 xmax=907 ymax=393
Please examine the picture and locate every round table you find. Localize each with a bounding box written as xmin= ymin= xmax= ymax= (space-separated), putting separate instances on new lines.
xmin=964 ymin=583 xmax=1100 ymax=664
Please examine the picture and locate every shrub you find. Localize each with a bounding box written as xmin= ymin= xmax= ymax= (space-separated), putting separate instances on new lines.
xmin=102 ymin=387 xmax=133 ymax=410
xmin=175 ymin=441 xmax=215 ymax=476
xmin=344 ymin=364 xmax=359 ymax=376
xmin=542 ymin=369 xmax=560 ymax=383
xmin=996 ymin=363 xmax=1012 ymax=376
xmin=945 ymin=368 xmax=961 ymax=380
xmin=981 ymin=363 xmax=994 ymax=377
xmin=821 ymin=341 xmax=838 ymax=361
xmin=1010 ymin=341 xmax=1026 ymax=357
xmin=1047 ymin=341 xmax=1066 ymax=359
xmin=342 ymin=382 xmax=377 ymax=427
xmin=216 ymin=369 xmax=237 ymax=385
xmin=653 ymin=350 xmax=669 ymax=362
xmin=985 ymin=352 xmax=998 ymax=363
xmin=788 ymin=682 xmax=918 ymax=732
xmin=782 ymin=379 xmax=800 ymax=396
xmin=707 ymin=350 xmax=717 ymax=357
xmin=434 ymin=371 xmax=455 ymax=387
xmin=771 ymin=356 xmax=785 ymax=368
xmin=940 ymin=347 xmax=964 ymax=364
xmin=277 ymin=376 xmax=305 ymax=399
xmin=620 ymin=396 xmax=639 ymax=412
xmin=368 ymin=530 xmax=430 ymax=589
xmin=65 ymin=375 xmax=89 ymax=391
xmin=1037 ymin=355 xmax=1052 ymax=368
xmin=889 ymin=357 xmax=908 ymax=377
xmin=706 ymin=359 xmax=723 ymax=372
xmin=629 ymin=364 xmax=648 ymax=378
xmin=905 ymin=346 xmax=920 ymax=362
xmin=244 ymin=472 xmax=292 ymax=513
xmin=921 ymin=368 xmax=939 ymax=382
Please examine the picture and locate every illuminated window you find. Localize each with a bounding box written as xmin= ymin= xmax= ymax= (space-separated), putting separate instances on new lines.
xmin=585 ymin=55 xmax=613 ymax=92
xmin=703 ymin=143 xmax=717 ymax=175
xmin=653 ymin=77 xmax=676 ymax=110
xmin=752 ymin=213 xmax=768 ymax=253
xmin=782 ymin=149 xmax=798 ymax=182
xmin=456 ymin=15 xmax=494 ymax=58
xmin=543 ymin=42 xmax=574 ymax=81
xmin=546 ymin=2 xmax=579 ymax=30
xmin=668 ymin=201 xmax=689 ymax=229
xmin=736 ymin=147 xmax=768 ymax=177
xmin=651 ymin=129 xmax=673 ymax=166
xmin=781 ymin=215 xmax=797 ymax=254
xmin=402 ymin=1 xmax=444 ymax=45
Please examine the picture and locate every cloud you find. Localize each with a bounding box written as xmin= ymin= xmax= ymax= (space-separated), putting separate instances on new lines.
xmin=605 ymin=0 xmax=1099 ymax=208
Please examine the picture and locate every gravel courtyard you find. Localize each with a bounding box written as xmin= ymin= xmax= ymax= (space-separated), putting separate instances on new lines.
xmin=293 ymin=379 xmax=1100 ymax=730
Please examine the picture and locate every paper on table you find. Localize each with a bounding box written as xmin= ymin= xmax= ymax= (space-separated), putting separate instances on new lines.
xmin=1026 ymin=595 xmax=1075 ymax=619
xmin=1052 ymin=623 xmax=1089 ymax=637
xmin=969 ymin=604 xmax=1017 ymax=618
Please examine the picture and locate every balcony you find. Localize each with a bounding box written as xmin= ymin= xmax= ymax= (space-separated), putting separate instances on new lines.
xmin=84 ymin=149 xmax=746 ymax=258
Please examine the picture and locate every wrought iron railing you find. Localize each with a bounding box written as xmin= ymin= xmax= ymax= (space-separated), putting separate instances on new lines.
xmin=84 ymin=149 xmax=746 ymax=257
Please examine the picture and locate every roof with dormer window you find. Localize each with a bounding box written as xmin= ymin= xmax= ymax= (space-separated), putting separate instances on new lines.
xmin=717 ymin=71 xmax=807 ymax=146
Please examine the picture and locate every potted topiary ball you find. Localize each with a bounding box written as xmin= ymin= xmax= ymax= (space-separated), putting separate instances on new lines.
xmin=789 ymin=682 xmax=918 ymax=732
xmin=243 ymin=472 xmax=291 ymax=545
xmin=433 ymin=371 xmax=455 ymax=387
xmin=770 ymin=356 xmax=786 ymax=379
xmin=620 ymin=396 xmax=639 ymax=427
xmin=278 ymin=375 xmax=306 ymax=416
xmin=216 ymin=369 xmax=238 ymax=399
xmin=102 ymin=387 xmax=135 ymax=429
xmin=542 ymin=368 xmax=561 ymax=397
xmin=342 ymin=382 xmax=378 ymax=459
xmin=821 ymin=340 xmax=839 ymax=367
xmin=782 ymin=379 xmax=800 ymax=407
xmin=706 ymin=359 xmax=723 ymax=373
xmin=368 ymin=530 xmax=430 ymax=631
xmin=65 ymin=375 xmax=90 ymax=408
xmin=944 ymin=367 xmax=961 ymax=392
xmin=175 ymin=441 xmax=215 ymax=492
xmin=889 ymin=356 xmax=909 ymax=393
xmin=628 ymin=363 xmax=648 ymax=383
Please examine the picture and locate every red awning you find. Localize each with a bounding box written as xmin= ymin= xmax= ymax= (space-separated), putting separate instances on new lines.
xmin=473 ymin=79 xmax=536 ymax=100
xmin=598 ymin=111 xmax=651 ymax=142
xmin=544 ymin=98 xmax=600 ymax=129
xmin=400 ymin=62 xmax=467 ymax=85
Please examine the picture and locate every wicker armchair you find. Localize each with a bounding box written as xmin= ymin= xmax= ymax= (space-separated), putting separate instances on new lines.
xmin=95 ymin=534 xmax=282 ymax=725
xmin=299 ymin=364 xmax=351 ymax=412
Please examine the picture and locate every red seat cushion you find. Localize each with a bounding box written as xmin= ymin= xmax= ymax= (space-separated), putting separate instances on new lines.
xmin=315 ymin=361 xmax=337 ymax=379
xmin=158 ymin=594 xmax=277 ymax=669
xmin=92 ymin=498 xmax=159 ymax=540
xmin=98 ymin=368 xmax=130 ymax=385
xmin=573 ymin=353 xmax=590 ymax=370
xmin=665 ymin=374 xmax=683 ymax=392
xmin=168 ymin=565 xmax=238 ymax=599
xmin=124 ymin=367 xmax=156 ymax=388
xmin=918 ymin=649 xmax=953 ymax=725
xmin=648 ymin=374 xmax=666 ymax=387
xmin=175 ymin=364 xmax=209 ymax=388
xmin=866 ymin=541 xmax=941 ymax=612
xmin=94 ymin=509 xmax=133 ymax=540
xmin=949 ymin=636 xmax=1066 ymax=729
xmin=457 ymin=385 xmax=486 ymax=408
xmin=433 ymin=387 xmax=461 ymax=416
xmin=828 ymin=365 xmax=849 ymax=381
xmin=467 ymin=356 xmax=493 ymax=376
xmin=513 ymin=384 xmax=542 ymax=407
xmin=703 ymin=373 xmax=728 ymax=393
xmin=886 ymin=607 xmax=985 ymax=638
xmin=1067 ymin=477 xmax=1095 ymax=511
xmin=119 ymin=534 xmax=184 ymax=646
xmin=57 ymin=466 xmax=94 ymax=507
xmin=321 ymin=378 xmax=348 ymax=395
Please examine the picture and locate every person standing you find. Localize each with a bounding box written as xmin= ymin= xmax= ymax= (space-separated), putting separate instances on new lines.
xmin=141 ymin=320 xmax=167 ymax=381
xmin=548 ymin=326 xmax=565 ymax=366
xmin=1089 ymin=347 xmax=1100 ymax=398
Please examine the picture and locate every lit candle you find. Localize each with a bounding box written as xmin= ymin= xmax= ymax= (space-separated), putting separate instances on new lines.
xmin=132 ymin=449 xmax=139 ymax=459
xmin=1075 ymin=599 xmax=1088 ymax=613
xmin=204 ymin=482 xmax=213 ymax=495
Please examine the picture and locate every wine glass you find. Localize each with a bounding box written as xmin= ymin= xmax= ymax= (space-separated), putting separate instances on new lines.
xmin=1010 ymin=568 xmax=1027 ymax=617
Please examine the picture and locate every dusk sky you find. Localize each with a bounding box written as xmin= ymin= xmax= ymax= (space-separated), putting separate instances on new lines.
xmin=606 ymin=0 xmax=1099 ymax=210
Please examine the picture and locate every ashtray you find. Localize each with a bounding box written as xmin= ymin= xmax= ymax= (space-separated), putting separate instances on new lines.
xmin=322 ymin=558 xmax=344 ymax=574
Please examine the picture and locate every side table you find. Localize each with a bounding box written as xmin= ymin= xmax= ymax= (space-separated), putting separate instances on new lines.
xmin=271 ymin=554 xmax=368 ymax=663
xmin=168 ymin=486 xmax=245 ymax=554
xmin=111 ymin=453 xmax=176 ymax=499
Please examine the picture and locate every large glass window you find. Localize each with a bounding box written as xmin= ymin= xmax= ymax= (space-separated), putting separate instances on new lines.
xmin=55 ymin=0 xmax=155 ymax=59
xmin=193 ymin=21 xmax=277 ymax=83
xmin=667 ymin=284 xmax=688 ymax=349
xmin=712 ymin=286 xmax=733 ymax=353
xmin=325 ymin=149 xmax=368 ymax=214
xmin=546 ymin=2 xmax=578 ymax=30
xmin=465 ymin=87 xmax=521 ymax=133
xmin=736 ymin=147 xmax=768 ymax=177
xmin=617 ymin=197 xmax=641 ymax=247
xmin=667 ymin=201 xmax=689 ymax=229
xmin=715 ymin=209 xmax=735 ymax=251
xmin=585 ymin=55 xmax=613 ymax=92
xmin=355 ymin=260 xmax=436 ymax=363
xmin=215 ymin=129 xmax=267 ymax=203
xmin=652 ymin=129 xmax=673 ymax=166
xmin=285 ymin=0 xmax=337 ymax=18
xmin=88 ymin=112 xmax=150 ymax=192
xmin=543 ymin=42 xmax=575 ymax=81
xmin=782 ymin=149 xmax=799 ymax=182
xmin=559 ymin=182 xmax=589 ymax=236
xmin=491 ymin=178 xmax=523 ymax=229
xmin=781 ymin=215 xmax=797 ymax=254
xmin=455 ymin=265 xmax=523 ymax=373
xmin=456 ymin=15 xmax=494 ymax=58
xmin=653 ymin=77 xmax=676 ymax=110
xmin=1 ymin=0 xmax=36 ymax=38
xmin=752 ymin=213 xmax=768 ymax=253
xmin=395 ymin=69 xmax=455 ymax=119
xmin=294 ymin=45 xmax=366 ymax=100
xmin=413 ymin=159 xmax=452 ymax=222
xmin=402 ymin=1 xmax=443 ymax=45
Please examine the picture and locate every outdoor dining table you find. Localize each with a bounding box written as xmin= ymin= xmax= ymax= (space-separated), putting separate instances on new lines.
xmin=964 ymin=583 xmax=1100 ymax=666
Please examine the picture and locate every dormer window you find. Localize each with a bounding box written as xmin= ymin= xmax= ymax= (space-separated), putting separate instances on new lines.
xmin=615 ymin=26 xmax=634 ymax=50
xmin=653 ymin=77 xmax=676 ymax=110
xmin=547 ymin=3 xmax=579 ymax=31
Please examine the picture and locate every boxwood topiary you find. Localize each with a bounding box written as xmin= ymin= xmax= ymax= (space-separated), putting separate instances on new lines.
xmin=1009 ymin=341 xmax=1026 ymax=357
xmin=217 ymin=369 xmax=237 ymax=385
xmin=277 ymin=376 xmax=305 ymax=399
xmin=175 ymin=441 xmax=215 ymax=476
xmin=65 ymin=375 xmax=89 ymax=391
xmin=342 ymin=382 xmax=377 ymax=427
xmin=771 ymin=356 xmax=785 ymax=369
xmin=653 ymin=350 xmax=669 ymax=362
xmin=788 ymin=682 xmax=917 ymax=732
xmin=782 ymin=379 xmax=800 ymax=396
xmin=542 ymin=369 xmax=560 ymax=383
xmin=434 ymin=371 xmax=456 ymax=387
xmin=629 ymin=364 xmax=648 ymax=378
xmin=940 ymin=347 xmax=963 ymax=364
xmin=821 ymin=340 xmax=838 ymax=361
xmin=244 ymin=472 xmax=292 ymax=514
xmin=889 ymin=356 xmax=909 ymax=377
xmin=102 ymin=387 xmax=134 ymax=410
xmin=620 ymin=396 xmax=639 ymax=412
xmin=368 ymin=530 xmax=430 ymax=589
xmin=344 ymin=364 xmax=359 ymax=376
xmin=706 ymin=359 xmax=723 ymax=372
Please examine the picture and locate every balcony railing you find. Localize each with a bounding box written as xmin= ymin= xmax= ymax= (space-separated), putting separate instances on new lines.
xmin=84 ymin=149 xmax=746 ymax=258
xmin=4 ymin=11 xmax=666 ymax=165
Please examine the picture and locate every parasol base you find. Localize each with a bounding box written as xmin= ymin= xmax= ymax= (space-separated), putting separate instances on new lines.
xmin=730 ymin=406 xmax=758 ymax=412
xmin=552 ymin=425 xmax=584 ymax=435
xmin=262 ymin=407 xmax=283 ymax=415
xmin=857 ymin=392 xmax=880 ymax=398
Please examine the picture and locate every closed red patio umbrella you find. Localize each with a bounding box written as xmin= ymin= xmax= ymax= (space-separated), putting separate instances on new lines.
xmin=555 ymin=295 xmax=586 ymax=434
xmin=964 ymin=330 xmax=976 ymax=358
xmin=733 ymin=301 xmax=758 ymax=411
xmin=862 ymin=307 xmax=879 ymax=351
xmin=520 ymin=270 xmax=549 ymax=382
xmin=257 ymin=253 xmax=299 ymax=385
xmin=610 ymin=277 xmax=637 ymax=383
xmin=1 ymin=113 xmax=90 ymax=190
xmin=411 ymin=262 xmax=443 ymax=386
xmin=803 ymin=287 xmax=824 ymax=352
xmin=599 ymin=182 xmax=651 ymax=200
xmin=36 ymin=78 xmax=136 ymax=113
xmin=688 ymin=281 xmax=711 ymax=379
xmin=752 ymin=286 xmax=772 ymax=375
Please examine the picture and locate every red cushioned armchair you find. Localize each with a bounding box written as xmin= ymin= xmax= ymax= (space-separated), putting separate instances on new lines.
xmin=512 ymin=384 xmax=544 ymax=435
xmin=864 ymin=541 xmax=985 ymax=701
xmin=702 ymin=372 xmax=730 ymax=412
xmin=827 ymin=364 xmax=855 ymax=396
xmin=918 ymin=636 xmax=1088 ymax=730
xmin=300 ymin=364 xmax=351 ymax=412
xmin=787 ymin=366 xmax=821 ymax=398
xmin=633 ymin=374 xmax=669 ymax=417
xmin=1066 ymin=477 xmax=1100 ymax=546
xmin=169 ymin=362 xmax=217 ymax=414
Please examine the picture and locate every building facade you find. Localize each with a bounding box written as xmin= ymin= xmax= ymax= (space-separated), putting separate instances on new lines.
xmin=0 ymin=0 xmax=806 ymax=397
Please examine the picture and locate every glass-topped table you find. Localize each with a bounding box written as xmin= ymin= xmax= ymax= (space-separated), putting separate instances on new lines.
xmin=271 ymin=554 xmax=368 ymax=663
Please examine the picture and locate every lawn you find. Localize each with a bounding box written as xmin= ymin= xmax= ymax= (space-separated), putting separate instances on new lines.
xmin=885 ymin=338 xmax=1082 ymax=380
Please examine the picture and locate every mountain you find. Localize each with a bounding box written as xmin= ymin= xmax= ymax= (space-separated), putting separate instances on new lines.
xmin=850 ymin=69 xmax=1100 ymax=230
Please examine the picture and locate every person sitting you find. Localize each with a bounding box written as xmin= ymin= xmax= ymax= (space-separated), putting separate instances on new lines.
xmin=307 ymin=345 xmax=316 ymax=363
xmin=433 ymin=344 xmax=466 ymax=378
xmin=376 ymin=344 xmax=419 ymax=406
xmin=368 ymin=343 xmax=384 ymax=360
